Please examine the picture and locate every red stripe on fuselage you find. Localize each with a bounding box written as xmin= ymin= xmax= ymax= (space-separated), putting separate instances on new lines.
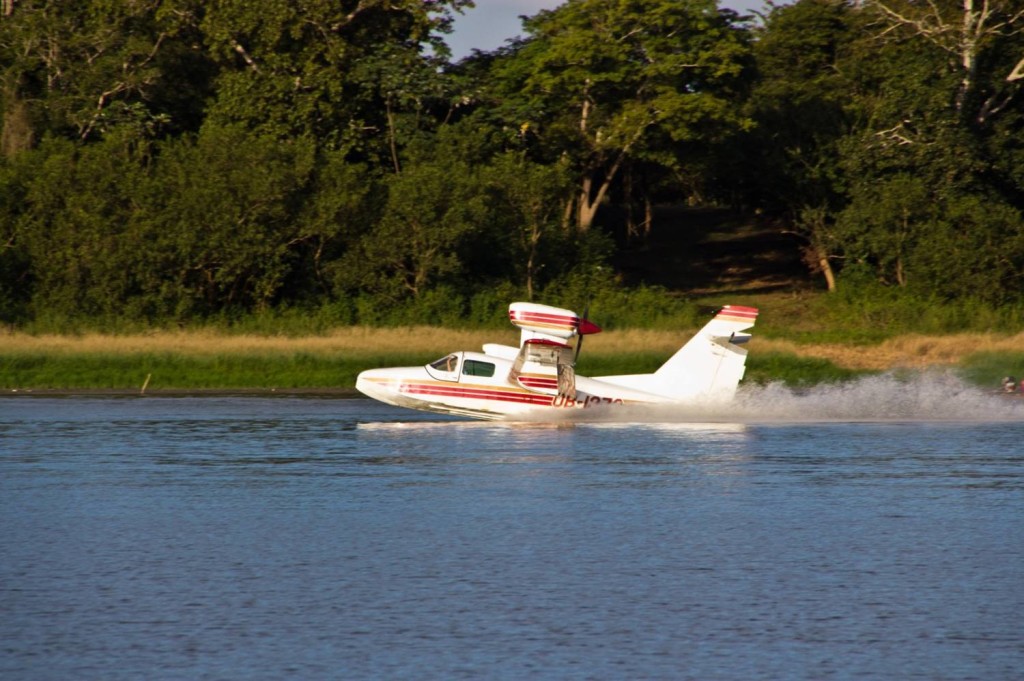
xmin=400 ymin=382 xmax=554 ymax=406
xmin=518 ymin=376 xmax=558 ymax=389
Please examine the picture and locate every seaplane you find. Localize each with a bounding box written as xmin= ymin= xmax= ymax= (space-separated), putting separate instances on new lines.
xmin=355 ymin=302 xmax=759 ymax=421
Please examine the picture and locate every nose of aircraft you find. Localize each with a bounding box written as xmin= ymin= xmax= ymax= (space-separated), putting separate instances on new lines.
xmin=356 ymin=365 xmax=433 ymax=408
xmin=356 ymin=367 xmax=418 ymax=408
xmin=355 ymin=368 xmax=391 ymax=400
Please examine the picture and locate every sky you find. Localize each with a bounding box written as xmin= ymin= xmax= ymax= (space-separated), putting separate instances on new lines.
xmin=445 ymin=0 xmax=769 ymax=60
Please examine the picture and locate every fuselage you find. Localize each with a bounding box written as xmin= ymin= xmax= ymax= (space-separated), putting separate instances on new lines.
xmin=355 ymin=350 xmax=668 ymax=421
xmin=355 ymin=301 xmax=758 ymax=421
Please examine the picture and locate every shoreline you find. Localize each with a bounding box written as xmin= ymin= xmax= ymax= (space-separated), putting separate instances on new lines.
xmin=0 ymin=387 xmax=362 ymax=397
xmin=6 ymin=387 xmax=1023 ymax=400
xmin=4 ymin=328 xmax=1024 ymax=369
xmin=3 ymin=329 xmax=1023 ymax=393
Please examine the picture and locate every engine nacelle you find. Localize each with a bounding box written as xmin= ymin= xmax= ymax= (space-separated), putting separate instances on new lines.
xmin=508 ymin=302 xmax=601 ymax=346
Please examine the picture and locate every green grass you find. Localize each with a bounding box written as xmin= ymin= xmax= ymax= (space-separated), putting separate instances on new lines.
xmin=729 ymin=291 xmax=1024 ymax=344
xmin=745 ymin=352 xmax=869 ymax=385
xmin=1 ymin=348 xmax=868 ymax=391
xmin=957 ymin=351 xmax=1024 ymax=389
xmin=576 ymin=352 xmax=664 ymax=377
xmin=0 ymin=352 xmax=438 ymax=391
xmin=579 ymin=350 xmax=869 ymax=386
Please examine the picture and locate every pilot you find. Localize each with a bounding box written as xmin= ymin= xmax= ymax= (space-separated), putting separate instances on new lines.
xmin=446 ymin=355 xmax=456 ymax=372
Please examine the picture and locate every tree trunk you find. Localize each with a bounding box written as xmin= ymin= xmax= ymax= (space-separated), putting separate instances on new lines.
xmin=525 ymin=227 xmax=539 ymax=301
xmin=817 ymin=249 xmax=836 ymax=292
xmin=561 ymin=195 xmax=574 ymax=231
xmin=386 ymin=101 xmax=401 ymax=174
xmin=577 ymin=148 xmax=630 ymax=232
xmin=643 ymin=196 xmax=653 ymax=241
xmin=578 ymin=177 xmax=598 ymax=232
xmin=1 ymin=96 xmax=33 ymax=157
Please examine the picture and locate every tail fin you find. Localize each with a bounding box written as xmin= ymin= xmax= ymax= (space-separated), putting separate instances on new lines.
xmin=652 ymin=305 xmax=758 ymax=400
xmin=596 ymin=305 xmax=758 ymax=402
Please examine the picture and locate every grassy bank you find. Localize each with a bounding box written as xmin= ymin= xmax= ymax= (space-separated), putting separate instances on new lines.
xmin=0 ymin=328 xmax=510 ymax=392
xmin=4 ymin=325 xmax=1024 ymax=392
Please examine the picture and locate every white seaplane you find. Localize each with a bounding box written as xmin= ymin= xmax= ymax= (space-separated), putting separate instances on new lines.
xmin=356 ymin=302 xmax=758 ymax=421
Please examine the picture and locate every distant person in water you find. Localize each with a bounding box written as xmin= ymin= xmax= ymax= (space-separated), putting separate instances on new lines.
xmin=1001 ymin=376 xmax=1018 ymax=393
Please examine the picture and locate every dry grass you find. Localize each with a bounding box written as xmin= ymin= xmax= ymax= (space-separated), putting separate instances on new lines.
xmin=0 ymin=327 xmax=519 ymax=357
xmin=0 ymin=327 xmax=708 ymax=359
xmin=593 ymin=330 xmax=1024 ymax=369
xmin=4 ymin=327 xmax=1023 ymax=369
xmin=754 ymin=333 xmax=1024 ymax=370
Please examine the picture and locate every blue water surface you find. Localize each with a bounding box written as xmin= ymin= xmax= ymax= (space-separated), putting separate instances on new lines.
xmin=1 ymin=396 xmax=1022 ymax=680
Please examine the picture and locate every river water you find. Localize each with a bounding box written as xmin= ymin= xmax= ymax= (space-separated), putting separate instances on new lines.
xmin=2 ymin=373 xmax=1023 ymax=680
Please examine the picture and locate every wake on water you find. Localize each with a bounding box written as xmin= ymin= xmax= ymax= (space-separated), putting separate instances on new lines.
xmin=358 ymin=370 xmax=1024 ymax=427
xmin=528 ymin=369 xmax=1024 ymax=425
xmin=729 ymin=370 xmax=1023 ymax=423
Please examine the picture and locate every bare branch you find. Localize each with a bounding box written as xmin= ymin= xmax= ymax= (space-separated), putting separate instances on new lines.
xmin=874 ymin=121 xmax=916 ymax=146
xmin=872 ymin=0 xmax=957 ymax=53
xmin=978 ymin=83 xmax=1019 ymax=122
xmin=1009 ymin=54 xmax=1024 ymax=81
xmin=232 ymin=40 xmax=259 ymax=72
xmin=870 ymin=0 xmax=1023 ymax=115
xmin=331 ymin=0 xmax=372 ymax=32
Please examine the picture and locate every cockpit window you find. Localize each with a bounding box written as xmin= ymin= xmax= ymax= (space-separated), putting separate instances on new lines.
xmin=429 ymin=354 xmax=459 ymax=373
xmin=463 ymin=359 xmax=495 ymax=378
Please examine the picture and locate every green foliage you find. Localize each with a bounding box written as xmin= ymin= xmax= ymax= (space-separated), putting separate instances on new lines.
xmin=836 ymin=175 xmax=1024 ymax=302
xmin=199 ymin=0 xmax=464 ymax=156
xmin=1 ymin=0 xmax=1023 ymax=333
xmin=744 ymin=351 xmax=867 ymax=386
xmin=0 ymin=153 xmax=34 ymax=322
xmin=492 ymin=0 xmax=754 ymax=229
xmin=334 ymin=154 xmax=487 ymax=299
xmin=958 ymin=352 xmax=1024 ymax=391
xmin=139 ymin=124 xmax=317 ymax=316
xmin=18 ymin=136 xmax=148 ymax=320
xmin=573 ymin=284 xmax=700 ymax=329
xmin=478 ymin=152 xmax=575 ymax=297
xmin=0 ymin=351 xmax=440 ymax=390
xmin=753 ymin=284 xmax=1024 ymax=344
xmin=0 ymin=344 xmax=869 ymax=392
xmin=744 ymin=0 xmax=854 ymax=209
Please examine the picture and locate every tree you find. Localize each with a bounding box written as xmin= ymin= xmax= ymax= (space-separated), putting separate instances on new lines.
xmin=834 ymin=173 xmax=931 ymax=288
xmin=291 ymin=151 xmax=378 ymax=299
xmin=481 ymin=152 xmax=574 ymax=299
xmin=835 ymin=173 xmax=1024 ymax=301
xmin=907 ymin=194 xmax=1024 ymax=302
xmin=17 ymin=135 xmax=149 ymax=320
xmin=137 ymin=124 xmax=316 ymax=316
xmin=0 ymin=152 xmax=33 ymax=321
xmin=199 ymin=0 xmax=469 ymax=160
xmin=334 ymin=152 xmax=487 ymax=299
xmin=866 ymin=0 xmax=1024 ymax=123
xmin=491 ymin=0 xmax=754 ymax=232
xmin=746 ymin=0 xmax=858 ymax=291
xmin=0 ymin=0 xmax=212 ymax=149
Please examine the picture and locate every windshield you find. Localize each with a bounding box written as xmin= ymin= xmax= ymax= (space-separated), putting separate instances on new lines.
xmin=428 ymin=354 xmax=459 ymax=373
